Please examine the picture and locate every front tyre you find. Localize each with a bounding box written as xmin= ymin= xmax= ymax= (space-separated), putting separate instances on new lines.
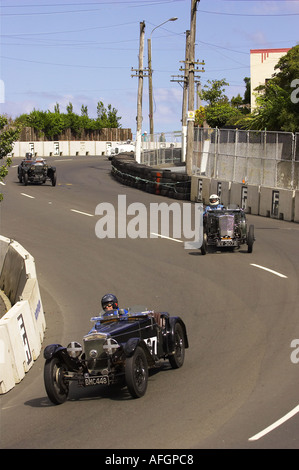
xmin=44 ymin=357 xmax=69 ymax=405
xmin=169 ymin=322 xmax=185 ymax=369
xmin=125 ymin=346 xmax=148 ymax=398
xmin=201 ymin=233 xmax=208 ymax=255
xmin=23 ymin=173 xmax=28 ymax=186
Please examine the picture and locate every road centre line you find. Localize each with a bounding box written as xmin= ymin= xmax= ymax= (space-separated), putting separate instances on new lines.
xmin=21 ymin=193 xmax=35 ymax=199
xmin=250 ymin=263 xmax=288 ymax=278
xmin=249 ymin=405 xmax=299 ymax=441
xmin=150 ymin=232 xmax=184 ymax=243
xmin=71 ymin=209 xmax=94 ymax=217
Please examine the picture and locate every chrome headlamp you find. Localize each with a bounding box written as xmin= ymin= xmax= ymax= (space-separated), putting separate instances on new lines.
xmin=67 ymin=341 xmax=82 ymax=358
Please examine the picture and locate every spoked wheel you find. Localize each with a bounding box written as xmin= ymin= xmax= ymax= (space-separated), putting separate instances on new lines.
xmin=44 ymin=357 xmax=69 ymax=405
xmin=169 ymin=322 xmax=185 ymax=369
xmin=247 ymin=224 xmax=254 ymax=253
xmin=201 ymin=233 xmax=208 ymax=255
xmin=125 ymin=346 xmax=148 ymax=398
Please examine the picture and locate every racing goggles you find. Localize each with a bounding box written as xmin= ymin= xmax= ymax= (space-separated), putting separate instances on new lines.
xmin=103 ymin=302 xmax=114 ymax=309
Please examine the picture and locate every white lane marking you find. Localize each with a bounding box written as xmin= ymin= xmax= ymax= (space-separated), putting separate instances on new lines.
xmin=249 ymin=405 xmax=299 ymax=441
xmin=54 ymin=159 xmax=73 ymax=162
xmin=150 ymin=232 xmax=184 ymax=243
xmin=0 ymin=182 xmax=5 ymax=186
xmin=21 ymin=193 xmax=35 ymax=199
xmin=71 ymin=209 xmax=94 ymax=217
xmin=250 ymin=263 xmax=288 ymax=278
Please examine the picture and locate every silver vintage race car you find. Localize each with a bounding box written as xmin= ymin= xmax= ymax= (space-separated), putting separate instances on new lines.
xmin=201 ymin=207 xmax=255 ymax=255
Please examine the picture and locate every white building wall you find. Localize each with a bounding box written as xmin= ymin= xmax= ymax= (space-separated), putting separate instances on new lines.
xmin=250 ymin=48 xmax=291 ymax=109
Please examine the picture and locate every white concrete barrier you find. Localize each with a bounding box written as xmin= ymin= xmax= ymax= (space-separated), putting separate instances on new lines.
xmin=0 ymin=325 xmax=16 ymax=394
xmin=259 ymin=187 xmax=295 ymax=221
xmin=190 ymin=176 xmax=211 ymax=204
xmin=10 ymin=140 xmax=109 ymax=157
xmin=0 ymin=238 xmax=46 ymax=394
xmin=294 ymin=190 xmax=299 ymax=223
xmin=210 ymin=179 xmax=230 ymax=208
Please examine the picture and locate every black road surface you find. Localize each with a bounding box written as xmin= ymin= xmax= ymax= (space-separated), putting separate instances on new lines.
xmin=1 ymin=155 xmax=299 ymax=449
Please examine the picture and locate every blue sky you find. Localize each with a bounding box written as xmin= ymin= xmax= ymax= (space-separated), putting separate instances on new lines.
xmin=0 ymin=0 xmax=298 ymax=135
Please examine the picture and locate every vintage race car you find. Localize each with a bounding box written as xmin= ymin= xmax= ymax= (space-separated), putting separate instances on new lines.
xmin=43 ymin=307 xmax=189 ymax=404
xmin=201 ymin=207 xmax=255 ymax=255
xmin=18 ymin=154 xmax=56 ymax=186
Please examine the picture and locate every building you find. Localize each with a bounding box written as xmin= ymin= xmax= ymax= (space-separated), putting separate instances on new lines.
xmin=250 ymin=48 xmax=291 ymax=109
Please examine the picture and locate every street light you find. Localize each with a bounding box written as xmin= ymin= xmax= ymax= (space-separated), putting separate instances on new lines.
xmin=148 ymin=17 xmax=178 ymax=138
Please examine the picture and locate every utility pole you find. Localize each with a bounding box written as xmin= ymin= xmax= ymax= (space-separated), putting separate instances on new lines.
xmin=181 ymin=30 xmax=190 ymax=162
xmin=186 ymin=0 xmax=199 ymax=176
xmin=148 ymin=18 xmax=178 ymax=140
xmin=171 ymin=26 xmax=204 ymax=162
xmin=147 ymin=36 xmax=154 ymax=137
xmin=131 ymin=21 xmax=146 ymax=163
xmin=170 ymin=30 xmax=190 ymax=162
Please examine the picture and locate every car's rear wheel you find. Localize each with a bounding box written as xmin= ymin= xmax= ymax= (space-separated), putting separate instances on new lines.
xmin=247 ymin=224 xmax=254 ymax=253
xmin=125 ymin=346 xmax=148 ymax=398
xmin=169 ymin=322 xmax=185 ymax=369
xmin=44 ymin=357 xmax=69 ymax=405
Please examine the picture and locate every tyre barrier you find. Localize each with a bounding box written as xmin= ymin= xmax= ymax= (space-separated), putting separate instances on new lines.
xmin=0 ymin=235 xmax=46 ymax=394
xmin=111 ymin=153 xmax=191 ymax=201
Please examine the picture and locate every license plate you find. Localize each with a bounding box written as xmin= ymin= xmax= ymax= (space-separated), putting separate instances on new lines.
xmin=84 ymin=374 xmax=109 ymax=386
xmin=217 ymin=239 xmax=237 ymax=246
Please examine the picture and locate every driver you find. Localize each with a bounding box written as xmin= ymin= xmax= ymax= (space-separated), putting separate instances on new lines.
xmin=101 ymin=294 xmax=128 ymax=316
xmin=204 ymin=194 xmax=224 ymax=213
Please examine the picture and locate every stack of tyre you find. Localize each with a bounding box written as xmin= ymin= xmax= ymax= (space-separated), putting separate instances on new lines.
xmin=111 ymin=154 xmax=191 ymax=201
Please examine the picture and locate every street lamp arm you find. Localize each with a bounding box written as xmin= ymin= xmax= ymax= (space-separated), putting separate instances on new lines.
xmin=150 ymin=17 xmax=178 ymax=39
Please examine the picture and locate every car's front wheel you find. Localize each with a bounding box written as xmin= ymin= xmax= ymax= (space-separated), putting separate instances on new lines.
xmin=23 ymin=173 xmax=28 ymax=186
xmin=125 ymin=346 xmax=148 ymax=398
xmin=44 ymin=357 xmax=69 ymax=405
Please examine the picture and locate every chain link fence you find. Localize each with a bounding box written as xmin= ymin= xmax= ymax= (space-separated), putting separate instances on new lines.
xmin=140 ymin=128 xmax=299 ymax=190
xmin=140 ymin=131 xmax=182 ymax=166
xmin=193 ymin=128 xmax=299 ymax=190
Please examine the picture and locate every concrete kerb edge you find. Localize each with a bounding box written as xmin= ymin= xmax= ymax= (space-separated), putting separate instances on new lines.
xmin=0 ymin=236 xmax=46 ymax=394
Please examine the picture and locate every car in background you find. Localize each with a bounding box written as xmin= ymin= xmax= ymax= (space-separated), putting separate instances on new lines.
xmin=201 ymin=207 xmax=255 ymax=255
xmin=18 ymin=153 xmax=57 ymax=186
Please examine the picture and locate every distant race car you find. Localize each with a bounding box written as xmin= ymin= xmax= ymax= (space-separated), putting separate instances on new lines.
xmin=43 ymin=307 xmax=189 ymax=404
xmin=201 ymin=207 xmax=255 ymax=255
xmin=18 ymin=153 xmax=56 ymax=186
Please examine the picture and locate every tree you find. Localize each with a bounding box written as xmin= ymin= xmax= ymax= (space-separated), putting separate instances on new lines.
xmin=195 ymin=106 xmax=206 ymax=127
xmin=199 ymin=79 xmax=229 ymax=105
xmin=243 ymin=45 xmax=299 ymax=131
xmin=205 ymin=102 xmax=242 ymax=128
xmin=0 ymin=115 xmax=20 ymax=201
xmin=198 ymin=79 xmax=243 ymax=128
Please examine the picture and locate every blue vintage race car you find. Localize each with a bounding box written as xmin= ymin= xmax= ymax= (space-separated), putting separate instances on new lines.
xmin=43 ymin=307 xmax=189 ymax=404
